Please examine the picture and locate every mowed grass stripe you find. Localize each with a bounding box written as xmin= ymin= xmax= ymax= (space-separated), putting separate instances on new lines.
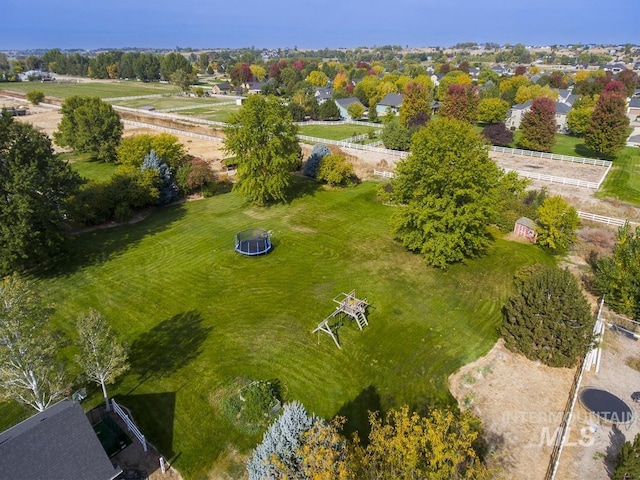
xmin=15 ymin=180 xmax=553 ymax=479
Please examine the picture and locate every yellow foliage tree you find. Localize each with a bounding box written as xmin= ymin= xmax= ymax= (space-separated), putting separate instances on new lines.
xmin=296 ymin=418 xmax=354 ymax=480
xmin=515 ymin=84 xmax=558 ymax=104
xmin=249 ymin=64 xmax=266 ymax=81
xmin=498 ymin=75 xmax=531 ymax=94
xmin=333 ymin=71 xmax=350 ymax=92
xmin=371 ymin=64 xmax=385 ymax=74
xmin=307 ymin=70 xmax=330 ymax=87
xmin=374 ymin=81 xmax=398 ymax=105
xmin=354 ymin=406 xmax=493 ymax=480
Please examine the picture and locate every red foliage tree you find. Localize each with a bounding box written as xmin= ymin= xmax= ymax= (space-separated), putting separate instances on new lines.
xmin=518 ymin=97 xmax=557 ymax=152
xmin=616 ymin=69 xmax=638 ymax=98
xmin=440 ymin=84 xmax=479 ymax=123
xmin=457 ymin=61 xmax=470 ymax=73
xmin=438 ymin=62 xmax=451 ymax=74
xmin=515 ymin=65 xmax=527 ymax=76
xmin=603 ymin=80 xmax=626 ymax=97
xmin=585 ymin=90 xmax=630 ymax=156
xmin=292 ymin=60 xmax=305 ymax=71
xmin=482 ymin=122 xmax=514 ymax=146
xmin=229 ymin=63 xmax=253 ymax=86
xmin=548 ymin=72 xmax=568 ymax=89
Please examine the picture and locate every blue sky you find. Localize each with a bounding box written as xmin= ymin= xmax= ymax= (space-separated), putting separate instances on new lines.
xmin=3 ymin=0 xmax=636 ymax=50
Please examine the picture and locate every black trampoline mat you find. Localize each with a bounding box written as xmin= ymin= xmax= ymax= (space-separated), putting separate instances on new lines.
xmin=580 ymin=388 xmax=633 ymax=424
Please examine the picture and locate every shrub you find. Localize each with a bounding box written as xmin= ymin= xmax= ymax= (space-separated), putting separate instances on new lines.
xmin=317 ymin=153 xmax=356 ymax=186
xmin=25 ymin=90 xmax=45 ymax=105
xmin=613 ymin=433 xmax=640 ymax=480
xmin=221 ymin=379 xmax=281 ymax=433
xmin=381 ymin=121 xmax=411 ymax=151
xmin=303 ymin=144 xmax=330 ymax=178
xmin=482 ymin=122 xmax=513 ymax=146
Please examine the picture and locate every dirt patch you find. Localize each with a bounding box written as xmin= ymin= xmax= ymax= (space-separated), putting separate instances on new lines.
xmin=449 ymin=339 xmax=576 ymax=480
xmin=556 ymin=326 xmax=640 ymax=480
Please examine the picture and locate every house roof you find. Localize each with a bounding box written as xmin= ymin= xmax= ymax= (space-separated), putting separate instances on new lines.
xmin=335 ymin=97 xmax=364 ymax=109
xmin=629 ymin=97 xmax=640 ymax=108
xmin=378 ymin=93 xmax=403 ymax=108
xmin=0 ymin=400 xmax=121 ymax=480
xmin=511 ymin=100 xmax=572 ymax=114
xmin=215 ymin=82 xmax=230 ymax=90
xmin=516 ymin=217 xmax=536 ymax=229
xmin=314 ymin=87 xmax=333 ymax=100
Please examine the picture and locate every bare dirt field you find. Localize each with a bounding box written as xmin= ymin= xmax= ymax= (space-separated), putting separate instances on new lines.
xmin=449 ymin=340 xmax=576 ymax=480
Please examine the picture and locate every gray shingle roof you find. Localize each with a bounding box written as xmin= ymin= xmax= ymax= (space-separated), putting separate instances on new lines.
xmin=0 ymin=400 xmax=121 ymax=480
xmin=629 ymin=97 xmax=640 ymax=108
xmin=335 ymin=97 xmax=364 ymax=109
xmin=378 ymin=93 xmax=403 ymax=108
xmin=516 ymin=217 xmax=536 ymax=229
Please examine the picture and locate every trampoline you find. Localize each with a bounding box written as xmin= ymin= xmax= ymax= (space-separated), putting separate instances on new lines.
xmin=579 ymin=387 xmax=634 ymax=426
xmin=235 ymin=229 xmax=272 ymax=256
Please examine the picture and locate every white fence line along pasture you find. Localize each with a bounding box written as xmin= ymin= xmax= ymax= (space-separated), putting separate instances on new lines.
xmin=111 ymin=399 xmax=147 ymax=452
xmin=297 ymin=135 xmax=408 ymax=157
xmin=122 ymin=120 xmax=224 ymax=142
xmin=577 ymin=211 xmax=638 ymax=227
xmin=104 ymin=93 xmax=169 ymax=102
xmin=490 ymin=146 xmax=612 ymax=168
xmin=113 ymin=105 xmax=228 ymax=127
xmin=373 ymin=170 xmax=396 ymax=179
xmin=508 ymin=169 xmax=599 ymax=189
xmin=157 ymin=101 xmax=238 ymax=113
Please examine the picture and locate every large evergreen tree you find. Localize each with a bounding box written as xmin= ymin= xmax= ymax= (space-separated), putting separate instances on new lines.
xmin=584 ymin=88 xmax=630 ymax=157
xmin=390 ymin=118 xmax=511 ymax=268
xmin=501 ymin=264 xmax=594 ymax=368
xmin=0 ymin=113 xmax=82 ymax=274
xmin=224 ymin=95 xmax=300 ymax=206
xmin=518 ymin=97 xmax=557 ymax=152
xmin=54 ymin=96 xmax=123 ymax=162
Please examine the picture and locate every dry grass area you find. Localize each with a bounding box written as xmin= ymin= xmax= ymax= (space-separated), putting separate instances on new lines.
xmin=449 ymin=340 xmax=576 ymax=480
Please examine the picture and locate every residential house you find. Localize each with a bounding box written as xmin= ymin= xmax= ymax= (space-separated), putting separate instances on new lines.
xmin=491 ymin=65 xmax=512 ymax=77
xmin=242 ymin=80 xmax=271 ymax=94
xmin=506 ymin=100 xmax=572 ymax=132
xmin=0 ymin=400 xmax=122 ymax=480
xmin=335 ymin=97 xmax=366 ymax=119
xmin=314 ymin=87 xmax=333 ymax=104
xmin=601 ymin=62 xmax=627 ymax=74
xmin=556 ymin=89 xmax=578 ymax=106
xmin=628 ymin=97 xmax=640 ymax=120
xmin=376 ymin=93 xmax=403 ymax=116
xmin=211 ymin=82 xmax=231 ymax=94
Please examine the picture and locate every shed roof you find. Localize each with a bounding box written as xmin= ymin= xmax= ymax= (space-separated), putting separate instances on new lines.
xmin=0 ymin=400 xmax=121 ymax=480
xmin=516 ymin=217 xmax=536 ymax=229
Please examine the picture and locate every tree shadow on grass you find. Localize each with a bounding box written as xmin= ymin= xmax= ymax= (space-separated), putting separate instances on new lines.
xmin=285 ymin=174 xmax=322 ymax=202
xmin=128 ymin=310 xmax=212 ymax=389
xmin=42 ymin=203 xmax=187 ymax=278
xmin=574 ymin=143 xmax=614 ymax=161
xmin=114 ymin=391 xmax=177 ymax=461
xmin=336 ymin=385 xmax=382 ymax=443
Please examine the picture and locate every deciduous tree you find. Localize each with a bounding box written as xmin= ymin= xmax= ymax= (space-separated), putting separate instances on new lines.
xmin=440 ymin=84 xmax=479 ymax=123
xmin=318 ymin=99 xmax=341 ymax=121
xmin=317 ymin=153 xmax=356 ymax=186
xmin=399 ymin=81 xmax=432 ymax=128
xmin=25 ymin=90 xmax=44 ymax=105
xmin=381 ymin=121 xmax=411 ymax=151
xmin=54 ymin=96 xmax=123 ymax=162
xmin=76 ymin=309 xmax=129 ymax=411
xmin=346 ymin=102 xmax=365 ymax=120
xmin=482 ymin=122 xmax=513 ymax=146
xmin=224 ymin=95 xmax=300 ymax=206
xmin=390 ymin=118 xmax=509 ymax=268
xmin=501 ymin=264 xmax=594 ymax=368
xmin=584 ymin=89 xmax=630 ymax=157
xmin=535 ymin=195 xmax=579 ymax=254
xmin=306 ymin=70 xmax=329 ymax=87
xmin=354 ymin=406 xmax=491 ymax=479
xmin=116 ymin=133 xmax=187 ymax=169
xmin=518 ymin=97 xmax=557 ymax=152
xmin=593 ymin=222 xmax=640 ymax=319
xmin=477 ymin=98 xmax=510 ymax=124
xmin=0 ymin=275 xmax=68 ymax=412
xmin=566 ymin=107 xmax=593 ymax=136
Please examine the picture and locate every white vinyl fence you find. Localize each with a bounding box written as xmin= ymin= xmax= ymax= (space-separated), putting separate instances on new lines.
xmin=490 ymin=146 xmax=612 ymax=168
xmin=111 ymin=399 xmax=147 ymax=452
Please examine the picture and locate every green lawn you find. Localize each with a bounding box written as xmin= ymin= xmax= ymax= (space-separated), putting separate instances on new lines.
xmin=63 ymin=153 xmax=118 ymax=182
xmin=1 ymin=81 xmax=179 ymax=99
xmin=176 ymin=104 xmax=241 ymax=122
xmin=0 ymin=180 xmax=551 ymax=478
xmin=597 ymin=146 xmax=640 ymax=205
xmin=298 ymin=124 xmax=379 ymax=140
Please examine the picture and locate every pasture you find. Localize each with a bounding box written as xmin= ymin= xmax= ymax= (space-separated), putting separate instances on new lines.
xmin=0 ymin=180 xmax=552 ymax=478
xmin=597 ymin=146 xmax=640 ymax=205
xmin=1 ymin=80 xmax=179 ymax=99
xmin=112 ymin=96 xmax=233 ymax=110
